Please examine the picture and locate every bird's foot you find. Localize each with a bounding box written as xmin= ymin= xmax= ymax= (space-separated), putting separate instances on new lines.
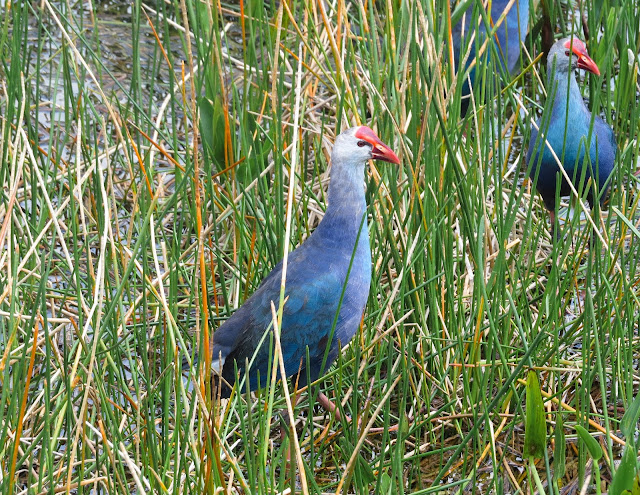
xmin=549 ymin=210 xmax=563 ymax=243
xmin=317 ymin=391 xmax=345 ymax=421
xmin=318 ymin=391 xmax=406 ymax=435
xmin=280 ymin=390 xmax=406 ymax=444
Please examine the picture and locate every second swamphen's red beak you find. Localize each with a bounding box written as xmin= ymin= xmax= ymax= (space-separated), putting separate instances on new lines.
xmin=565 ymin=38 xmax=600 ymax=76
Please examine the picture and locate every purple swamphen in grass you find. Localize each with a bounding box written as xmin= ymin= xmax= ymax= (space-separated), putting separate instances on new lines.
xmin=451 ymin=0 xmax=529 ymax=116
xmin=526 ymin=37 xmax=616 ymax=239
xmin=202 ymin=126 xmax=400 ymax=413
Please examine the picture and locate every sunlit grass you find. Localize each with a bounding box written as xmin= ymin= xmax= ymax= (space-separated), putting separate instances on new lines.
xmin=0 ymin=0 xmax=638 ymax=493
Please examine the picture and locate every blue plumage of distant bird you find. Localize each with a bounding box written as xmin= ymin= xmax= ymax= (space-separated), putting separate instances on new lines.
xmin=527 ymin=37 xmax=616 ymax=237
xmin=203 ymin=126 xmax=400 ymax=408
xmin=451 ymin=0 xmax=530 ymax=116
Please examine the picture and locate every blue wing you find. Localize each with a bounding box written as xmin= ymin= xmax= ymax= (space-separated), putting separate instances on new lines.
xmin=211 ymin=241 xmax=368 ymax=395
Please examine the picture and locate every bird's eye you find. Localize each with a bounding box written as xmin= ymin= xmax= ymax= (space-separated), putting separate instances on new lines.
xmin=565 ymin=50 xmax=571 ymax=56
xmin=357 ymin=140 xmax=368 ymax=147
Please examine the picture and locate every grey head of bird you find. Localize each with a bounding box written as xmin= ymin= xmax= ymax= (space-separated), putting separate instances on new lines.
xmin=548 ymin=37 xmax=600 ymax=77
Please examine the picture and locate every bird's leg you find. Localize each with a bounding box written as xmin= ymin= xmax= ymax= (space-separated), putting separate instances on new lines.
xmin=318 ymin=388 xmax=403 ymax=434
xmin=281 ymin=390 xmax=340 ymax=440
xmin=588 ymin=202 xmax=600 ymax=249
xmin=280 ymin=391 xmax=303 ymax=477
xmin=548 ymin=209 xmax=562 ymax=243
xmin=317 ymin=391 xmax=343 ymax=421
xmin=279 ymin=391 xmax=303 ymax=441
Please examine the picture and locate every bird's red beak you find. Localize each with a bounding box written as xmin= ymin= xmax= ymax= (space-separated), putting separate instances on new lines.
xmin=355 ymin=126 xmax=401 ymax=164
xmin=565 ymin=38 xmax=600 ymax=76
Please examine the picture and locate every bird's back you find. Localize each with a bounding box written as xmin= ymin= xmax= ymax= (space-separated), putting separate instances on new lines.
xmin=452 ymin=0 xmax=529 ymax=114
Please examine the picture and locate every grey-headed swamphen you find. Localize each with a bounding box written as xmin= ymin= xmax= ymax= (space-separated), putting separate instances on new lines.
xmin=451 ymin=0 xmax=530 ymax=116
xmin=527 ymin=37 xmax=616 ymax=238
xmin=199 ymin=126 xmax=400 ymax=413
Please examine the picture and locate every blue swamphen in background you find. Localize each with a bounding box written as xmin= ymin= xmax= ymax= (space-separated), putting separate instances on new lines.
xmin=451 ymin=0 xmax=530 ymax=116
xmin=527 ymin=37 xmax=616 ymax=238
xmin=200 ymin=126 xmax=400 ymax=412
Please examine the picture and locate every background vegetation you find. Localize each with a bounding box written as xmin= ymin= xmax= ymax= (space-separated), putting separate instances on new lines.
xmin=0 ymin=0 xmax=638 ymax=493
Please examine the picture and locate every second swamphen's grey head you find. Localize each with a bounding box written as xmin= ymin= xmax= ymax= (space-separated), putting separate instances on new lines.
xmin=527 ymin=37 xmax=616 ymax=240
xmin=546 ymin=37 xmax=600 ymax=77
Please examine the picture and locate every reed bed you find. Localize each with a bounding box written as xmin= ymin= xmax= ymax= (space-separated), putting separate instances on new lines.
xmin=0 ymin=0 xmax=639 ymax=493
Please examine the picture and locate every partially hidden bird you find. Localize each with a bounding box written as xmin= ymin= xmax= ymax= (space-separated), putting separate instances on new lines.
xmin=197 ymin=126 xmax=400 ymax=412
xmin=451 ymin=0 xmax=530 ymax=116
xmin=526 ymin=37 xmax=616 ymax=238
